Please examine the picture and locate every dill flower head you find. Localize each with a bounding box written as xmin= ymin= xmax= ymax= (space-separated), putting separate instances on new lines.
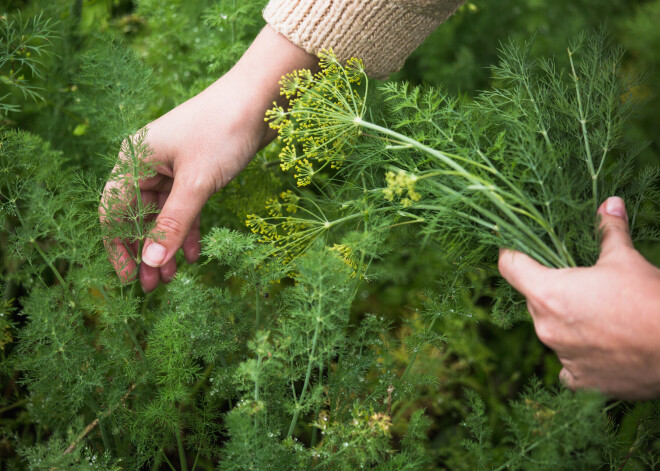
xmin=383 ymin=169 xmax=422 ymax=207
xmin=265 ymin=49 xmax=368 ymax=187
xmin=331 ymin=243 xmax=358 ymax=277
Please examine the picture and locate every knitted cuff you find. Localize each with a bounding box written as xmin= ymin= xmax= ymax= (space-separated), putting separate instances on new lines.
xmin=263 ymin=0 xmax=465 ymax=80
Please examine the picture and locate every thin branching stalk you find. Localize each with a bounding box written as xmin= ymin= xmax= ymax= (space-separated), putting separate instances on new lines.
xmin=287 ymin=314 xmax=321 ymax=438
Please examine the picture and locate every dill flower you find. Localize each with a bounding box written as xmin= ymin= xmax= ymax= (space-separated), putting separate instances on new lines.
xmin=265 ymin=49 xmax=368 ymax=186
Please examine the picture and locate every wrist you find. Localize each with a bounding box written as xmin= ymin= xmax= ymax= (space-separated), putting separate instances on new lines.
xmin=226 ymin=25 xmax=319 ymax=146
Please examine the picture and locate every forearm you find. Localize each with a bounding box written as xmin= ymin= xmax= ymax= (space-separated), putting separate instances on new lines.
xmin=216 ymin=24 xmax=320 ymax=148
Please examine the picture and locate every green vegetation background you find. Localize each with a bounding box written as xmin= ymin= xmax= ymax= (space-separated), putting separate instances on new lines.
xmin=1 ymin=0 xmax=660 ymax=469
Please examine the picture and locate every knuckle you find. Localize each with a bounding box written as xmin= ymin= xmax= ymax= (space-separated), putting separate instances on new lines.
xmin=155 ymin=215 xmax=186 ymax=239
xmin=530 ymin=282 xmax=563 ymax=317
xmin=559 ymin=369 xmax=577 ymax=390
xmin=605 ymin=246 xmax=637 ymax=263
xmin=534 ymin=320 xmax=556 ymax=347
xmin=497 ymin=253 xmax=510 ymax=279
xmin=182 ymin=171 xmax=214 ymax=197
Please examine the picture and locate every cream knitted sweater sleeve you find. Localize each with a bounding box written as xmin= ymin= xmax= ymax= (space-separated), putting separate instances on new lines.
xmin=263 ymin=0 xmax=465 ymax=79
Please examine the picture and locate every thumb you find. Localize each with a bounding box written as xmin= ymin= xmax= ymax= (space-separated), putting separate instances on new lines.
xmin=498 ymin=248 xmax=553 ymax=298
xmin=597 ymin=196 xmax=633 ymax=259
xmin=141 ymin=173 xmax=211 ymax=268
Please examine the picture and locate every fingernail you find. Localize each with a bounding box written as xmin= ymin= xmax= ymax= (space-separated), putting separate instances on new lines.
xmin=142 ymin=243 xmax=167 ymax=267
xmin=604 ymin=196 xmax=628 ymax=221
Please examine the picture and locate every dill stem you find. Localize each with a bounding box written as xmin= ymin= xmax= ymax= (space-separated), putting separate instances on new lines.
xmin=255 ymin=284 xmax=261 ymax=331
xmin=400 ymin=317 xmax=438 ymax=383
xmin=254 ymin=351 xmax=263 ymax=429
xmin=470 ymin=150 xmax=572 ymax=265
xmin=253 ymin=288 xmax=263 ymax=427
xmin=0 ymin=398 xmax=28 ymax=415
xmin=360 ymin=119 xmax=574 ymax=267
xmin=190 ymin=363 xmax=214 ymax=396
xmin=160 ymin=448 xmax=178 ymax=471
xmin=87 ymin=398 xmax=112 ymax=452
xmin=97 ymin=286 xmax=148 ymax=365
xmin=568 ymin=48 xmax=598 ymax=212
xmin=125 ymin=322 xmax=147 ymax=363
xmin=523 ymin=82 xmax=553 ymax=150
xmin=13 ymin=205 xmax=69 ymax=285
xmin=254 ymin=353 xmax=263 ymax=402
xmin=358 ymin=120 xmax=563 ymax=259
xmin=64 ymin=383 xmax=137 ymax=455
xmin=176 ymin=414 xmax=189 ymax=471
xmin=33 ymin=242 xmax=67 ymax=286
xmin=191 ymin=447 xmax=202 ymax=471
xmin=310 ymin=362 xmax=324 ymax=447
xmin=287 ymin=317 xmax=321 ymax=438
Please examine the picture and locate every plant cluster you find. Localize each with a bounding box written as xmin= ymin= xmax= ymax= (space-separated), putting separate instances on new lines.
xmin=1 ymin=1 xmax=659 ymax=470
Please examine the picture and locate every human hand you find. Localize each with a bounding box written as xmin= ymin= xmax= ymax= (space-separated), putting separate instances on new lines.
xmin=498 ymin=196 xmax=660 ymax=400
xmin=100 ymin=25 xmax=318 ymax=292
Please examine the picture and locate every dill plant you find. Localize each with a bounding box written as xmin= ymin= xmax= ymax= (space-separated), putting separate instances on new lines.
xmin=0 ymin=11 xmax=56 ymax=118
xmin=2 ymin=3 xmax=660 ymax=471
xmin=263 ymin=39 xmax=658 ymax=274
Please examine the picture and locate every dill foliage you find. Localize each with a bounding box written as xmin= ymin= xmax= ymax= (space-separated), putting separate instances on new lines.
xmin=1 ymin=2 xmax=660 ymax=470
xmin=264 ymin=38 xmax=658 ymax=271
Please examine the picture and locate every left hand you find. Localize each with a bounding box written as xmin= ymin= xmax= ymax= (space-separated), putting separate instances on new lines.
xmin=498 ymin=196 xmax=660 ymax=400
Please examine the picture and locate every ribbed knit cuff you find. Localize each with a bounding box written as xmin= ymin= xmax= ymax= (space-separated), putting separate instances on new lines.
xmin=263 ymin=0 xmax=465 ymax=80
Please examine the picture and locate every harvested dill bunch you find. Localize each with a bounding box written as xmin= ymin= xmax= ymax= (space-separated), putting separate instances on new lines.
xmin=264 ymin=34 xmax=659 ymax=270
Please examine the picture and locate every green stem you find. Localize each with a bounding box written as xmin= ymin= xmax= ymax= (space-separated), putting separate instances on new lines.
xmin=568 ymin=48 xmax=597 ymax=213
xmin=287 ymin=318 xmax=321 ymax=438
xmin=400 ymin=315 xmax=439 ymax=383
xmin=190 ymin=364 xmax=214 ymax=396
xmin=254 ymin=350 xmax=264 ymax=429
xmin=191 ymin=447 xmax=202 ymax=471
xmin=160 ymin=448 xmax=178 ymax=471
xmin=176 ymin=420 xmax=189 ymax=471
xmin=32 ymin=240 xmax=67 ymax=286
xmin=128 ymin=138 xmax=146 ymax=264
xmin=125 ymin=322 xmax=147 ymax=363
xmin=87 ymin=398 xmax=112 ymax=452
xmin=358 ymin=119 xmax=571 ymax=267
xmin=254 ymin=354 xmax=263 ymax=403
xmin=98 ymin=285 xmax=148 ymax=366
xmin=310 ymin=363 xmax=323 ymax=447
xmin=255 ymin=284 xmax=261 ymax=331
xmin=0 ymin=398 xmax=28 ymax=415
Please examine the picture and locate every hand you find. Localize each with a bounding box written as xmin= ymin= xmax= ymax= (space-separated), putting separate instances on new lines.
xmin=498 ymin=196 xmax=660 ymax=400
xmin=100 ymin=25 xmax=319 ymax=292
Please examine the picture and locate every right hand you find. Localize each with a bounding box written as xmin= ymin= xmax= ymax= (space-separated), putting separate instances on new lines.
xmin=99 ymin=25 xmax=319 ymax=292
xmin=498 ymin=197 xmax=660 ymax=400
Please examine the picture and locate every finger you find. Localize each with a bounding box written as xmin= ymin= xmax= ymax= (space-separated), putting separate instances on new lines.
xmin=139 ymin=173 xmax=173 ymax=193
xmin=141 ymin=190 xmax=160 ymax=222
xmin=99 ymin=180 xmax=134 ymax=278
xmin=101 ymin=133 xmax=164 ymax=225
xmin=140 ymin=263 xmax=160 ymax=293
xmin=105 ymin=237 xmax=138 ymax=283
xmin=559 ymin=367 xmax=578 ymax=391
xmin=160 ymin=257 xmax=177 ymax=283
xmin=182 ymin=214 xmax=202 ymax=264
xmin=596 ymin=196 xmax=633 ymax=260
xmin=498 ymin=248 xmax=554 ymax=299
xmin=100 ymin=133 xmax=169 ymax=279
xmin=141 ymin=169 xmax=211 ymax=268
